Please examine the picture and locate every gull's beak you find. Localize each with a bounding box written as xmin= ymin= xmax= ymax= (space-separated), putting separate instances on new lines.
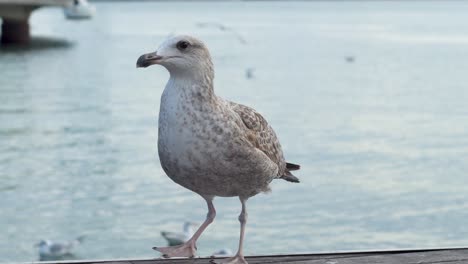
xmin=136 ymin=51 xmax=163 ymax=68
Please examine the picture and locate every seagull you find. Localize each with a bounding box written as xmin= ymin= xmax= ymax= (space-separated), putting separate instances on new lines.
xmin=195 ymin=22 xmax=247 ymax=45
xmin=161 ymin=221 xmax=198 ymax=246
xmin=345 ymin=56 xmax=355 ymax=63
xmin=245 ymin=67 xmax=255 ymax=79
xmin=136 ymin=35 xmax=300 ymax=264
xmin=35 ymin=236 xmax=85 ymax=260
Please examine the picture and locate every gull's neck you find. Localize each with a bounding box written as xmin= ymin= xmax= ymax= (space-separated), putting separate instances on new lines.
xmin=165 ymin=67 xmax=216 ymax=103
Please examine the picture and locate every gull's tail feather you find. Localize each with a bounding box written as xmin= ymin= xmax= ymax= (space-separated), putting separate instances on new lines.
xmin=281 ymin=171 xmax=300 ymax=183
xmin=281 ymin=162 xmax=300 ymax=183
xmin=286 ymin=162 xmax=300 ymax=171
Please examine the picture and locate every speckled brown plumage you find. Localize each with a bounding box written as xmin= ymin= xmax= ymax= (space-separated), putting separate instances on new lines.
xmin=228 ymin=102 xmax=300 ymax=183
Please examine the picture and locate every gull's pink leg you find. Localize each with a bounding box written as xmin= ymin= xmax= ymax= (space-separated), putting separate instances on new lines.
xmin=216 ymin=197 xmax=248 ymax=264
xmin=154 ymin=195 xmax=216 ymax=258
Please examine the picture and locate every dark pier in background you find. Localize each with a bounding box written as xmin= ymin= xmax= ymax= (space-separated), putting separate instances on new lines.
xmin=33 ymin=247 xmax=468 ymax=264
xmin=0 ymin=0 xmax=71 ymax=44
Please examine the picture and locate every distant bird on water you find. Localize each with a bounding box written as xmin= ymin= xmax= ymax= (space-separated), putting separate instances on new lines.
xmin=161 ymin=221 xmax=198 ymax=246
xmin=137 ymin=35 xmax=300 ymax=264
xmin=35 ymin=236 xmax=85 ymax=260
xmin=212 ymin=248 xmax=233 ymax=257
xmin=245 ymin=67 xmax=255 ymax=79
xmin=345 ymin=56 xmax=355 ymax=63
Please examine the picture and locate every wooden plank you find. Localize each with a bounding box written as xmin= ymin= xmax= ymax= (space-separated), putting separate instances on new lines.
xmin=27 ymin=248 xmax=468 ymax=264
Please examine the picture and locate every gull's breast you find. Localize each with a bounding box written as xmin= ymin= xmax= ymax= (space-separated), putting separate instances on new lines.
xmin=157 ymin=86 xmax=227 ymax=191
xmin=156 ymin=84 xmax=276 ymax=197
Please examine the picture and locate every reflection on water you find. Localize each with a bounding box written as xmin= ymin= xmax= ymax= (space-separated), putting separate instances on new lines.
xmin=0 ymin=37 xmax=73 ymax=52
xmin=1 ymin=0 xmax=468 ymax=262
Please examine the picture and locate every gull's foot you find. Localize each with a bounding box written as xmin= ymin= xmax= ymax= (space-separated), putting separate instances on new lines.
xmin=153 ymin=242 xmax=197 ymax=258
xmin=211 ymin=254 xmax=248 ymax=264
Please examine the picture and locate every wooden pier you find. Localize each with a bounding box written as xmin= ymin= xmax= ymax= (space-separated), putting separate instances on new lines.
xmin=0 ymin=0 xmax=71 ymax=44
xmin=33 ymin=247 xmax=468 ymax=264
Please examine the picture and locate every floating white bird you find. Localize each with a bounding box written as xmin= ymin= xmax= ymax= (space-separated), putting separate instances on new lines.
xmin=35 ymin=236 xmax=85 ymax=260
xmin=161 ymin=221 xmax=198 ymax=246
xmin=137 ymin=35 xmax=300 ymax=264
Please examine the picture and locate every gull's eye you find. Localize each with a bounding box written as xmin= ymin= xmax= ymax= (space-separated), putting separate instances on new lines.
xmin=176 ymin=41 xmax=190 ymax=51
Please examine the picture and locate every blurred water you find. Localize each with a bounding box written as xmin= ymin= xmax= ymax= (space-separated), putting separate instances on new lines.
xmin=1 ymin=1 xmax=468 ymax=262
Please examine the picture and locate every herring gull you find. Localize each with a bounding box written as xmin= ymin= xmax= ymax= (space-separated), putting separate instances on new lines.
xmin=161 ymin=221 xmax=198 ymax=246
xmin=35 ymin=236 xmax=85 ymax=260
xmin=137 ymin=35 xmax=300 ymax=264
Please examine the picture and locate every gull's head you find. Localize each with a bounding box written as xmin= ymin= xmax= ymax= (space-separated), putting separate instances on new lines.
xmin=136 ymin=35 xmax=213 ymax=77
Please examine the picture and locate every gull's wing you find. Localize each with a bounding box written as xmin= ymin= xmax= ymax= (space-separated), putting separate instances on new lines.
xmin=49 ymin=242 xmax=72 ymax=255
xmin=228 ymin=101 xmax=300 ymax=182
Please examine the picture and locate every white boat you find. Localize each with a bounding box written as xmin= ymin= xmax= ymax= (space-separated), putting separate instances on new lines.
xmin=64 ymin=0 xmax=96 ymax=20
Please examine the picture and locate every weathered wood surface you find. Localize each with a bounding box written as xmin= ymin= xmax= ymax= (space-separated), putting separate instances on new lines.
xmin=29 ymin=247 xmax=468 ymax=264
